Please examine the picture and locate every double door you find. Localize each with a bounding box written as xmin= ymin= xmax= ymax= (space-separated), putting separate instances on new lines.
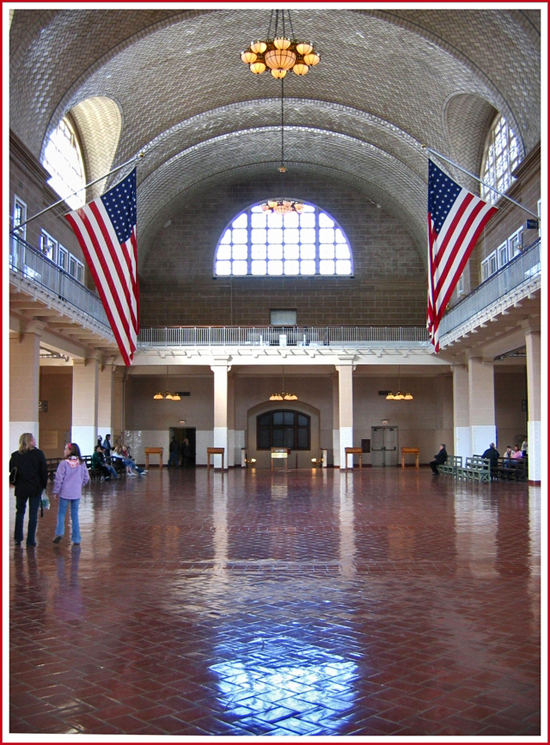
xmin=371 ymin=426 xmax=398 ymax=467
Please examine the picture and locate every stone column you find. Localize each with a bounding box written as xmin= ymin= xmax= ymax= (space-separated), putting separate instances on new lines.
xmin=468 ymin=356 xmax=496 ymax=455
xmin=336 ymin=360 xmax=355 ymax=469
xmin=9 ymin=320 xmax=43 ymax=453
xmin=524 ymin=328 xmax=541 ymax=482
xmin=227 ymin=372 xmax=235 ymax=467
xmin=71 ymin=355 xmax=99 ymax=456
xmin=112 ymin=367 xmax=126 ymax=445
xmin=211 ymin=360 xmax=230 ymax=469
xmin=331 ymin=373 xmax=340 ymax=468
xmin=98 ymin=362 xmax=115 ymax=443
xmin=452 ymin=364 xmax=470 ymax=460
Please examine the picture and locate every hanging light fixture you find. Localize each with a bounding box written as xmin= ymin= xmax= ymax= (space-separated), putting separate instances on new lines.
xmin=241 ymin=10 xmax=320 ymax=79
xmin=261 ymin=78 xmax=304 ymax=216
xmin=269 ymin=365 xmax=298 ymax=401
xmin=153 ymin=366 xmax=181 ymax=401
xmin=385 ymin=366 xmax=413 ymax=401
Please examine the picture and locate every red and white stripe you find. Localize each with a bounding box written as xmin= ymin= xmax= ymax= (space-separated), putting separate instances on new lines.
xmin=66 ymin=200 xmax=139 ymax=366
xmin=428 ymin=189 xmax=496 ymax=352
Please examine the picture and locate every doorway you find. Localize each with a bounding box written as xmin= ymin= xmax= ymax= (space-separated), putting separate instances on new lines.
xmin=371 ymin=426 xmax=398 ymax=467
xmin=169 ymin=427 xmax=196 ymax=467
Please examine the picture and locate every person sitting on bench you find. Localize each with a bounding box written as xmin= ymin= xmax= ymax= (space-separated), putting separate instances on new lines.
xmin=430 ymin=444 xmax=448 ymax=475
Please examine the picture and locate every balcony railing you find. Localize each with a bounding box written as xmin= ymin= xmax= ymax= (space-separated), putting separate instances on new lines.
xmin=9 ymin=236 xmax=110 ymax=328
xmin=138 ymin=326 xmax=430 ymax=347
xmin=439 ymin=239 xmax=541 ymax=337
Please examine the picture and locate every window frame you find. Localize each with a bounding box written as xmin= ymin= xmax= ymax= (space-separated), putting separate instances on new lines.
xmin=256 ymin=410 xmax=311 ymax=451
xmin=214 ymin=203 xmax=354 ymax=278
xmin=481 ymin=114 xmax=521 ymax=206
xmin=40 ymin=230 xmax=58 ymax=262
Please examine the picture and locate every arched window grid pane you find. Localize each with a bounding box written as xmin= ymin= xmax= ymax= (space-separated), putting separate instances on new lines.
xmin=214 ymin=203 xmax=353 ymax=277
xmin=43 ymin=117 xmax=86 ymax=210
xmin=481 ymin=115 xmax=521 ymax=205
xmin=256 ymin=410 xmax=311 ymax=450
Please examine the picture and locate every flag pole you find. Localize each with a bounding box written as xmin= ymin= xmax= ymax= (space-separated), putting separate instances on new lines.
xmin=9 ymin=152 xmax=145 ymax=235
xmin=423 ymin=145 xmax=539 ymax=220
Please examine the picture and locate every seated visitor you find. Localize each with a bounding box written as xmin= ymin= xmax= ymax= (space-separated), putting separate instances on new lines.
xmin=91 ymin=446 xmax=118 ymax=481
xmin=511 ymin=445 xmax=524 ymax=460
xmin=112 ymin=445 xmax=147 ymax=476
xmin=429 ymin=444 xmax=447 ymax=475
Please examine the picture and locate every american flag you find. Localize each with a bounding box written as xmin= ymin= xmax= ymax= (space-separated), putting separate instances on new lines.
xmin=427 ymin=159 xmax=496 ymax=352
xmin=66 ymin=169 xmax=139 ymax=366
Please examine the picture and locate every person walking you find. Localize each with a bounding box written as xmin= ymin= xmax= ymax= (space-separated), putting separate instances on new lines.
xmin=9 ymin=433 xmax=48 ymax=547
xmin=52 ymin=442 xmax=90 ymax=546
xmin=168 ymin=437 xmax=179 ymax=468
xmin=181 ymin=438 xmax=191 ymax=468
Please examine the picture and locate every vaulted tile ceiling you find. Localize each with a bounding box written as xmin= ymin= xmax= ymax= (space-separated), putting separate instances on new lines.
xmin=10 ymin=9 xmax=541 ymax=267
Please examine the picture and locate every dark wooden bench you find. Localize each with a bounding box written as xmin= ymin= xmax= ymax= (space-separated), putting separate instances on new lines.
xmin=493 ymin=457 xmax=528 ymax=482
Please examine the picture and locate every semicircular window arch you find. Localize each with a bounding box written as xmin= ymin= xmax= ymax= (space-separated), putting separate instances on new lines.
xmin=42 ymin=115 xmax=86 ymax=210
xmin=480 ymin=114 xmax=521 ymax=206
xmin=214 ymin=203 xmax=353 ymax=277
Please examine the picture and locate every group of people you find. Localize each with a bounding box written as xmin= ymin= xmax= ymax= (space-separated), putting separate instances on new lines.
xmin=168 ymin=437 xmax=191 ymax=468
xmin=10 ymin=432 xmax=148 ymax=548
xmin=93 ymin=435 xmax=147 ymax=478
xmin=10 ymin=434 xmax=89 ymax=547
xmin=430 ymin=439 xmax=528 ymax=475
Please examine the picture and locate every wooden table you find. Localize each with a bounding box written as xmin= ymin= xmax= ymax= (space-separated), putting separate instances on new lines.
xmin=207 ymin=447 xmax=225 ymax=470
xmin=401 ymin=447 xmax=420 ymax=469
xmin=271 ymin=448 xmax=290 ymax=470
xmin=345 ymin=447 xmax=363 ymax=469
xmin=145 ymin=447 xmax=163 ymax=470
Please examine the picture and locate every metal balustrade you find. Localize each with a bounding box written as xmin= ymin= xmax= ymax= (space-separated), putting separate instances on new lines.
xmin=439 ymin=239 xmax=541 ymax=336
xmin=137 ymin=325 xmax=430 ymax=347
xmin=9 ymin=236 xmax=110 ymax=328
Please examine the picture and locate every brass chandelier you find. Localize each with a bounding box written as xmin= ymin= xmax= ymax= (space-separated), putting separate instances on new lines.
xmin=386 ymin=366 xmax=413 ymax=401
xmin=261 ymin=78 xmax=304 ymax=216
xmin=269 ymin=365 xmax=298 ymax=401
xmin=240 ymin=10 xmax=320 ymax=79
xmin=153 ymin=366 xmax=181 ymax=401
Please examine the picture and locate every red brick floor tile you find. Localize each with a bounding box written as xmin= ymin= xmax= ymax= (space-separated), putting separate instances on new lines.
xmin=9 ymin=469 xmax=541 ymax=737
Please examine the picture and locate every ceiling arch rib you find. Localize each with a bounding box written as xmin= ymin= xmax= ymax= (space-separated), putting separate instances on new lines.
xmin=136 ymin=126 xmax=428 ymax=267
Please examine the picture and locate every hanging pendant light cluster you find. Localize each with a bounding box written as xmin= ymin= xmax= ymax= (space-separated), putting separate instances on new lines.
xmin=241 ymin=10 xmax=320 ymax=79
xmin=385 ymin=366 xmax=413 ymax=401
xmin=269 ymin=365 xmax=298 ymax=401
xmin=261 ymin=78 xmax=304 ymax=216
xmin=153 ymin=366 xmax=181 ymax=400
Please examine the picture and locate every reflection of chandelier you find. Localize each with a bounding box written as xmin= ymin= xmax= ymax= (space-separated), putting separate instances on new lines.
xmin=241 ymin=10 xmax=320 ymax=78
xmin=269 ymin=365 xmax=298 ymax=401
xmin=261 ymin=78 xmax=304 ymax=216
xmin=386 ymin=366 xmax=413 ymax=400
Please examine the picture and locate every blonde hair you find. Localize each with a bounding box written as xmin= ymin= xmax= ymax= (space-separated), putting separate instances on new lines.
xmin=18 ymin=433 xmax=35 ymax=453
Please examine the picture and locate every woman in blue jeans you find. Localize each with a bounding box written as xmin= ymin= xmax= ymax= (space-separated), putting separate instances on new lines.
xmin=52 ymin=442 xmax=89 ymax=545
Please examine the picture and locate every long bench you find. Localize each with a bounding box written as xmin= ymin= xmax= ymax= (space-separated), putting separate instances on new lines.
xmin=457 ymin=456 xmax=491 ymax=482
xmin=438 ymin=455 xmax=462 ymax=476
xmin=46 ymin=454 xmax=125 ymax=482
xmin=493 ymin=457 xmax=528 ymax=482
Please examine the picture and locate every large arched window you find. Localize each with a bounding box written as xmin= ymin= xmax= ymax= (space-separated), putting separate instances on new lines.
xmin=481 ymin=114 xmax=521 ymax=205
xmin=214 ymin=204 xmax=353 ymax=277
xmin=43 ymin=117 xmax=86 ymax=209
xmin=257 ymin=410 xmax=310 ymax=450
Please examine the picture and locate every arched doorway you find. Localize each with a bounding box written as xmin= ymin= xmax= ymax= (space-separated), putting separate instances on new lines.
xmin=247 ymin=400 xmax=321 ymax=468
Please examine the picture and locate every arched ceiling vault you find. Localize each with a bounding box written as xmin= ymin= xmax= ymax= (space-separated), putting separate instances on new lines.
xmin=10 ymin=7 xmax=541 ymax=270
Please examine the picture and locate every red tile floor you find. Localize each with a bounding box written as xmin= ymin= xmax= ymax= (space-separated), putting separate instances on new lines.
xmin=9 ymin=467 xmax=541 ymax=737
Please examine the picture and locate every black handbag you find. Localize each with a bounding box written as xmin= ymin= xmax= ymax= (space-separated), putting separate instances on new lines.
xmin=9 ymin=466 xmax=17 ymax=485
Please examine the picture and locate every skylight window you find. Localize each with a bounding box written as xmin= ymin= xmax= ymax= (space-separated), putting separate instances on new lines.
xmin=43 ymin=117 xmax=86 ymax=210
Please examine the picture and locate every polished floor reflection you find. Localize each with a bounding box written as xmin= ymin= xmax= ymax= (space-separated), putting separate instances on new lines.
xmin=9 ymin=467 xmax=540 ymax=737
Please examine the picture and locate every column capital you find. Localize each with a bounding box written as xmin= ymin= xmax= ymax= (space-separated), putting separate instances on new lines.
xmin=22 ymin=319 xmax=45 ymax=337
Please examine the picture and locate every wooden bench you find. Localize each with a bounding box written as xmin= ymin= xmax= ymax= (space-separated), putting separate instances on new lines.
xmin=457 ymin=456 xmax=491 ymax=482
xmin=438 ymin=455 xmax=462 ymax=476
xmin=493 ymin=457 xmax=528 ymax=482
xmin=207 ymin=447 xmax=225 ymax=470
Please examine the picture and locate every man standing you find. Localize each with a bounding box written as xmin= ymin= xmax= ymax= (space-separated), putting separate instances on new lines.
xmin=102 ymin=434 xmax=112 ymax=461
xmin=430 ymin=444 xmax=448 ymax=475
xmin=481 ymin=442 xmax=500 ymax=471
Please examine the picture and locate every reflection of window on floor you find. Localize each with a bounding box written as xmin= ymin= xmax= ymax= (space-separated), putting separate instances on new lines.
xmin=257 ymin=410 xmax=310 ymax=450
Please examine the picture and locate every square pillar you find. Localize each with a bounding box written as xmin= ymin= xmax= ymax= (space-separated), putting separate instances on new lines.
xmin=452 ymin=364 xmax=470 ymax=460
xmin=468 ymin=356 xmax=496 ymax=455
xmin=9 ymin=321 xmax=42 ymax=453
xmin=336 ymin=361 xmax=354 ymax=469
xmin=98 ymin=363 xmax=115 ymax=442
xmin=525 ymin=329 xmax=541 ymax=482
xmin=211 ymin=361 xmax=230 ymax=469
xmin=72 ymin=356 xmax=99 ymax=455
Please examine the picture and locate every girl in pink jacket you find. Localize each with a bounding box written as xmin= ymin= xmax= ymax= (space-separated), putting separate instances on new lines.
xmin=53 ymin=442 xmax=89 ymax=545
